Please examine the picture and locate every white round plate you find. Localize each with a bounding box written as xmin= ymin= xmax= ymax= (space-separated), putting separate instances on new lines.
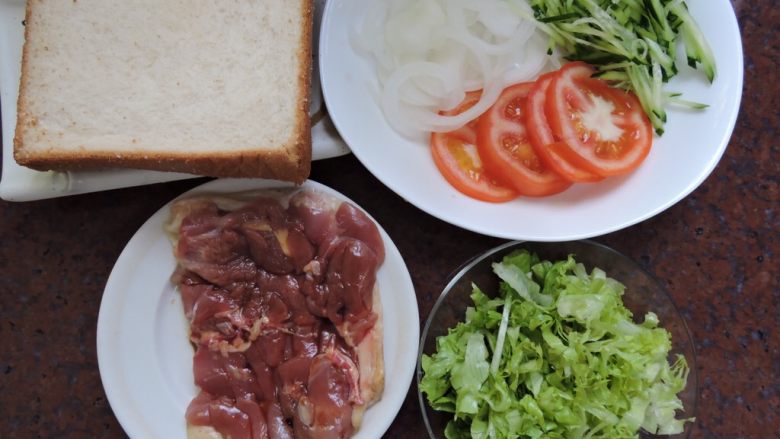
xmin=320 ymin=0 xmax=743 ymax=241
xmin=97 ymin=178 xmax=419 ymax=439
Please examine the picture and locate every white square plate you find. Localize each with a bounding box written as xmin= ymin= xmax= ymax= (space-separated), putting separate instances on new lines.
xmin=0 ymin=0 xmax=348 ymax=201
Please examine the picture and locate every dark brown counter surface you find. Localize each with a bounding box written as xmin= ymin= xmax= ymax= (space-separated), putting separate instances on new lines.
xmin=1 ymin=2 xmax=777 ymax=439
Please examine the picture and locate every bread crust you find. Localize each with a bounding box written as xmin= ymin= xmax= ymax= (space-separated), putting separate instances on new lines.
xmin=13 ymin=0 xmax=314 ymax=184
xmin=13 ymin=147 xmax=310 ymax=183
xmin=12 ymin=0 xmax=33 ymax=170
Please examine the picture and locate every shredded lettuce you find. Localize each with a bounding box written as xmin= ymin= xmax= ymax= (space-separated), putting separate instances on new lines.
xmin=420 ymin=250 xmax=692 ymax=438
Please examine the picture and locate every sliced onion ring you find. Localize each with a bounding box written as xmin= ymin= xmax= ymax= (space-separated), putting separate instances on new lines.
xmin=353 ymin=0 xmax=552 ymax=138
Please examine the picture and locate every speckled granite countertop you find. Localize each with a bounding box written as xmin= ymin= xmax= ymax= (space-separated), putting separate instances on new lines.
xmin=1 ymin=1 xmax=776 ymax=438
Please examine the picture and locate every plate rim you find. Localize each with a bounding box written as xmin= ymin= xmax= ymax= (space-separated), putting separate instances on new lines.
xmin=96 ymin=177 xmax=420 ymax=439
xmin=319 ymin=0 xmax=744 ymax=241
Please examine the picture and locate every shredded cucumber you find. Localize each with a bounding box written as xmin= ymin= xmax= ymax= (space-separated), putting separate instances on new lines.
xmin=524 ymin=0 xmax=716 ymax=135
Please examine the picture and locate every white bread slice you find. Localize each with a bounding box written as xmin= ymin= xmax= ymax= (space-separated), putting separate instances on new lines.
xmin=14 ymin=0 xmax=313 ymax=183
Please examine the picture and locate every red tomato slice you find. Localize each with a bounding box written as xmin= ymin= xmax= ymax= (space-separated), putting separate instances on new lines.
xmin=430 ymin=131 xmax=518 ymax=203
xmin=546 ymin=62 xmax=653 ymax=177
xmin=476 ymin=82 xmax=571 ymax=197
xmin=441 ymin=90 xmax=481 ymax=145
xmin=526 ymin=72 xmax=604 ymax=183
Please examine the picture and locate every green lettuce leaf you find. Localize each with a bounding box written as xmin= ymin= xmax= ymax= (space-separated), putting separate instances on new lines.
xmin=420 ymin=250 xmax=692 ymax=439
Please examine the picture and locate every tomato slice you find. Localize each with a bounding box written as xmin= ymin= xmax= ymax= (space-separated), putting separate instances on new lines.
xmin=430 ymin=91 xmax=517 ymax=203
xmin=526 ymin=72 xmax=604 ymax=183
xmin=546 ymin=62 xmax=653 ymax=177
xmin=476 ymin=82 xmax=571 ymax=197
xmin=441 ymin=90 xmax=481 ymax=145
xmin=430 ymin=131 xmax=518 ymax=203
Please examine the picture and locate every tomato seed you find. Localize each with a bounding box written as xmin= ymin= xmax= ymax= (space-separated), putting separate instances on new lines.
xmin=504 ymin=98 xmax=524 ymax=121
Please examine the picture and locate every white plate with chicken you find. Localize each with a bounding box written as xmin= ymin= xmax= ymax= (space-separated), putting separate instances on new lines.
xmin=97 ymin=178 xmax=419 ymax=439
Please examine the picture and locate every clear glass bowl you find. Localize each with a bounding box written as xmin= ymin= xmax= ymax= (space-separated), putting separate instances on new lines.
xmin=416 ymin=240 xmax=698 ymax=439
